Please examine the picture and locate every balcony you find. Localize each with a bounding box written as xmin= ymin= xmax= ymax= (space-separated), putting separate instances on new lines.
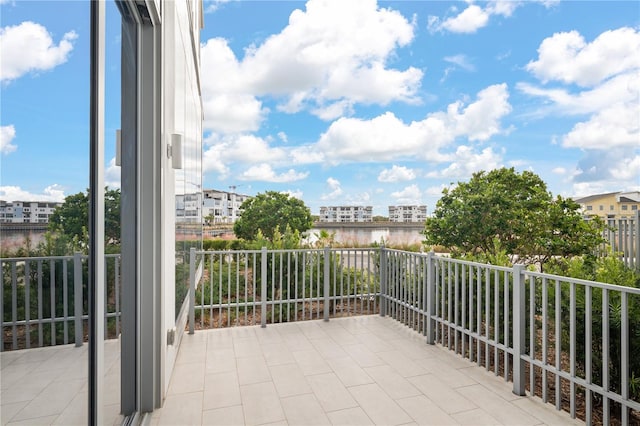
xmin=2 ymin=248 xmax=639 ymax=424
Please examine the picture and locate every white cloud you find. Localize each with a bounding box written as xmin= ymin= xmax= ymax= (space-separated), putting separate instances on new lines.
xmin=378 ymin=165 xmax=416 ymax=183
xmin=204 ymin=0 xmax=233 ymax=13
xmin=202 ymin=94 xmax=267 ymax=134
xmin=0 ymin=184 xmax=66 ymax=202
xmin=425 ymin=185 xmax=449 ymax=197
xmin=282 ymin=189 xmax=304 ymax=200
xmin=610 ymin=155 xmax=640 ymax=182
xmin=315 ymin=83 xmax=511 ymax=164
xmin=321 ymin=177 xmax=343 ymax=200
xmin=277 ymin=132 xmax=288 ymax=143
xmin=239 ymin=163 xmax=308 ymax=183
xmin=200 ymin=0 xmax=422 ymax=129
xmin=444 ymin=54 xmax=475 ymax=72
xmin=428 ymin=146 xmax=504 ymax=179
xmin=105 ymin=158 xmax=121 ymax=189
xmin=0 ymin=124 xmax=17 ymax=154
xmin=562 ymin=103 xmax=639 ymax=149
xmin=0 ymin=21 xmax=77 ymax=82
xmin=202 ymin=134 xmax=287 ymax=176
xmin=436 ymin=4 xmax=489 ymax=34
xmin=390 ymin=184 xmax=422 ymax=205
xmin=525 ymin=27 xmax=640 ymax=87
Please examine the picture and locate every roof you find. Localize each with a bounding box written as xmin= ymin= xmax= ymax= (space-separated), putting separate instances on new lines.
xmin=573 ymin=191 xmax=621 ymax=204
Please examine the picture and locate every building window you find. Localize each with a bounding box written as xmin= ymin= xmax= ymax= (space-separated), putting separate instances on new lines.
xmin=610 ymin=205 xmax=614 ymax=210
xmin=586 ymin=205 xmax=593 ymax=211
xmin=633 ymin=205 xmax=638 ymax=211
xmin=599 ymin=205 xmax=604 ymax=211
xmin=622 ymin=205 xmax=628 ymax=211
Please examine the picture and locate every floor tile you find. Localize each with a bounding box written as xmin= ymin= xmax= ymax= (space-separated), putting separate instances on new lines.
xmin=205 ymin=348 xmax=236 ymax=374
xmin=203 ymin=371 xmax=241 ymax=410
xmin=451 ymin=408 xmax=502 ymax=425
xmin=396 ymin=395 xmax=458 ymax=425
xmin=326 ymin=407 xmax=374 ymax=426
xmin=375 ymin=350 xmax=430 ymax=378
xmin=306 ymin=372 xmax=358 ymax=412
xmin=326 ymin=356 xmax=374 ymax=387
xmin=363 ymin=365 xmax=421 ymax=400
xmin=292 ymin=349 xmax=332 ymax=376
xmin=342 ymin=344 xmax=385 ymax=368
xmin=240 ymin=381 xmax=286 ymax=426
xmin=281 ymin=393 xmax=330 ymax=425
xmin=269 ymin=363 xmax=313 ymax=397
xmin=202 ymin=405 xmax=245 ymax=425
xmin=236 ymin=355 xmax=272 ymax=385
xmin=156 ymin=391 xmax=203 ymax=426
xmin=167 ymin=362 xmax=205 ymax=395
xmin=348 ymin=383 xmax=413 ymax=425
xmin=456 ymin=384 xmax=541 ymax=425
xmin=408 ymin=374 xmax=477 ymax=414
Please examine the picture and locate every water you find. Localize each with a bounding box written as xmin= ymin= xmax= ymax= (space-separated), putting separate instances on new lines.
xmin=307 ymin=224 xmax=425 ymax=247
xmin=0 ymin=229 xmax=47 ymax=253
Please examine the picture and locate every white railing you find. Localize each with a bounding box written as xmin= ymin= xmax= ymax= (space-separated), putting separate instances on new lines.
xmin=189 ymin=247 xmax=640 ymax=425
xmin=602 ymin=210 xmax=639 ymax=270
xmin=1 ymin=253 xmax=121 ymax=351
xmin=188 ymin=247 xmax=380 ymax=332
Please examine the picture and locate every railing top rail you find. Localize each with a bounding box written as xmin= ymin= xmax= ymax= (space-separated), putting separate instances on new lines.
xmin=1 ymin=253 xmax=121 ymax=262
xmin=524 ymin=269 xmax=640 ymax=294
xmin=432 ymin=254 xmax=514 ymax=273
xmin=1 ymin=255 xmax=75 ymax=262
xmin=196 ymin=247 xmax=379 ymax=256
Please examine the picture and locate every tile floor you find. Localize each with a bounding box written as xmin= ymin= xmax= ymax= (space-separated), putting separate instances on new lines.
xmin=1 ymin=340 xmax=122 ymax=425
xmin=150 ymin=316 xmax=584 ymax=426
xmin=1 ymin=316 xmax=585 ymax=425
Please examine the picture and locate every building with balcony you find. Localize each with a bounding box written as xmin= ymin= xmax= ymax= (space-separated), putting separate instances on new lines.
xmin=0 ymin=200 xmax=62 ymax=224
xmin=202 ymin=189 xmax=251 ymax=224
xmin=574 ymin=191 xmax=640 ymax=220
xmin=320 ymin=205 xmax=373 ymax=223
xmin=388 ymin=205 xmax=427 ymax=223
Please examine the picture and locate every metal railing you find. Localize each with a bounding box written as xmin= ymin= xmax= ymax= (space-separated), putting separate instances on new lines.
xmin=1 ymin=253 xmax=122 ymax=351
xmin=188 ymin=247 xmax=380 ymax=332
xmin=189 ymin=247 xmax=639 ymax=424
xmin=381 ymin=250 xmax=640 ymax=425
xmin=603 ymin=211 xmax=639 ymax=270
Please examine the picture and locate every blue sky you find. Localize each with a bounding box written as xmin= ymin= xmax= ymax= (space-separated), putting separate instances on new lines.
xmin=1 ymin=0 xmax=639 ymax=216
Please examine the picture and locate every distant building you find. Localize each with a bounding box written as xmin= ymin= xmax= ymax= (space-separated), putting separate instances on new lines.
xmin=175 ymin=192 xmax=202 ymax=224
xmin=388 ymin=205 xmax=427 ymax=223
xmin=202 ymin=189 xmax=251 ymax=224
xmin=319 ymin=206 xmax=373 ymax=223
xmin=0 ymin=200 xmax=62 ymax=224
xmin=573 ymin=191 xmax=640 ymax=220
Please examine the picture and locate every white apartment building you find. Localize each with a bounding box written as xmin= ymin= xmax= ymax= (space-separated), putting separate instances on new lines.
xmin=389 ymin=205 xmax=427 ymax=223
xmin=175 ymin=193 xmax=202 ymax=223
xmin=202 ymin=189 xmax=251 ymax=224
xmin=320 ymin=206 xmax=373 ymax=222
xmin=0 ymin=200 xmax=62 ymax=224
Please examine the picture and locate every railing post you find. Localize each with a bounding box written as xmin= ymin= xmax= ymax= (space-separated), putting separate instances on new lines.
xmin=512 ymin=263 xmax=526 ymax=396
xmin=74 ymin=252 xmax=84 ymax=347
xmin=261 ymin=247 xmax=267 ymax=328
xmin=426 ymin=251 xmax=436 ymax=345
xmin=379 ymin=246 xmax=387 ymax=317
xmin=189 ymin=247 xmax=196 ymax=335
xmin=323 ymin=247 xmax=330 ymax=322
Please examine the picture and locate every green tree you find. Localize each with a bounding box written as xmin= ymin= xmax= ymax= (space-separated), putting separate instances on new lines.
xmin=48 ymin=187 xmax=121 ymax=247
xmin=423 ymin=168 xmax=604 ymax=268
xmin=233 ymin=191 xmax=313 ymax=242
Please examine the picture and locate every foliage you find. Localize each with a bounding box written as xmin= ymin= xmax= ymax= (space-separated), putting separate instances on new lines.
xmin=233 ymin=191 xmax=313 ymax=242
xmin=48 ymin=187 xmax=121 ymax=250
xmin=423 ymin=168 xmax=604 ymax=269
